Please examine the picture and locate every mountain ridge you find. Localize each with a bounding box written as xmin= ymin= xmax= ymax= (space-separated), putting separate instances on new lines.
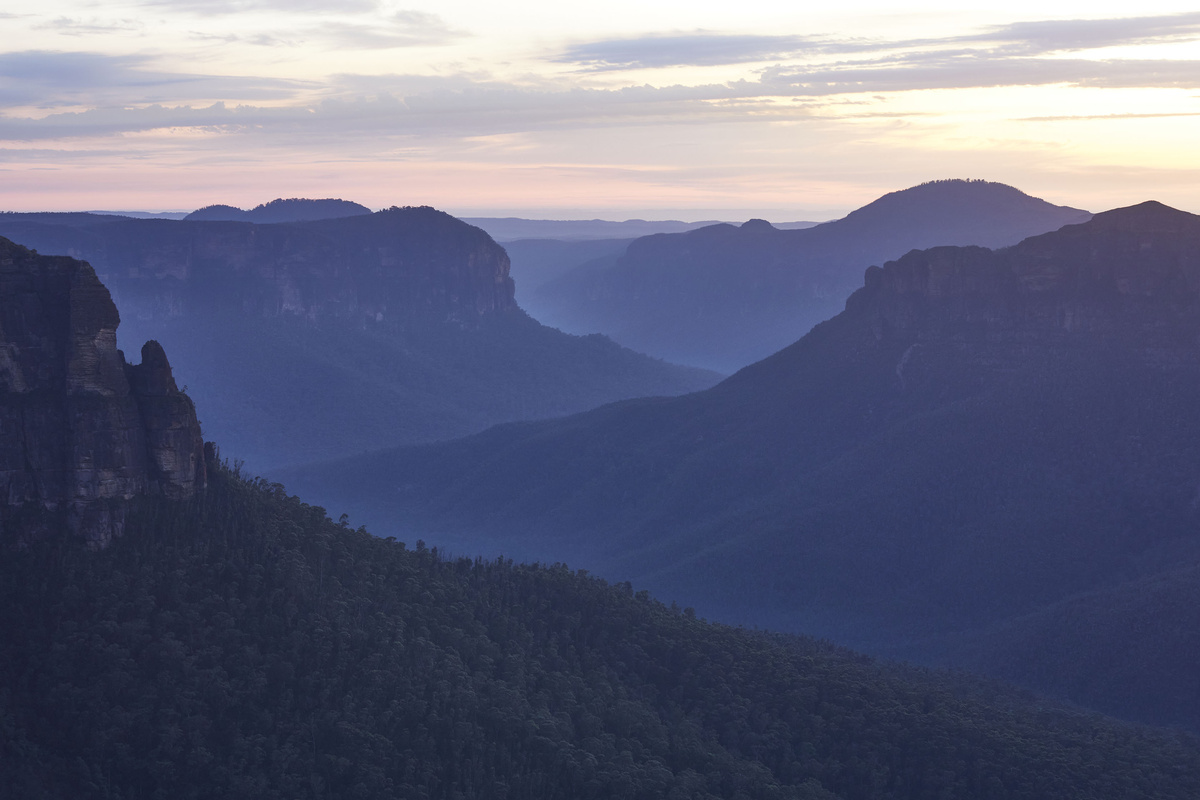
xmin=280 ymin=200 xmax=1200 ymax=730
xmin=184 ymin=197 xmax=372 ymax=223
xmin=527 ymin=179 xmax=1091 ymax=371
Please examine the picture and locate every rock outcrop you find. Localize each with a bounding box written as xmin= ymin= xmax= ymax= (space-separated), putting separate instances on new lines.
xmin=0 ymin=237 xmax=205 ymax=545
xmin=850 ymin=201 xmax=1200 ymax=361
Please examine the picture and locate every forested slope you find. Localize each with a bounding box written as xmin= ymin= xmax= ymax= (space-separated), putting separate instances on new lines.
xmin=2 ymin=465 xmax=1199 ymax=799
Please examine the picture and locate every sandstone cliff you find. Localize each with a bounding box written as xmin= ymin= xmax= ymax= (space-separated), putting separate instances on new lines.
xmin=0 ymin=205 xmax=516 ymax=327
xmin=0 ymin=237 xmax=205 ymax=545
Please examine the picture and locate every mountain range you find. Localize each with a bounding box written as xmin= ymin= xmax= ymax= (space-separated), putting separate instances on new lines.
xmin=526 ymin=180 xmax=1090 ymax=372
xmin=6 ymin=228 xmax=1199 ymax=798
xmin=0 ymin=204 xmax=716 ymax=470
xmin=464 ymin=217 xmax=819 ymax=242
xmin=281 ymin=200 xmax=1200 ymax=731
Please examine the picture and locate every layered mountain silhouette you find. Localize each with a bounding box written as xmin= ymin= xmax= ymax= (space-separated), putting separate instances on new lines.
xmin=283 ymin=201 xmax=1200 ymax=730
xmin=8 ymin=233 xmax=1200 ymax=798
xmin=503 ymin=237 xmax=635 ymax=302
xmin=184 ymin=197 xmax=372 ymax=223
xmin=0 ymin=207 xmax=716 ymax=470
xmin=529 ymin=180 xmax=1090 ymax=372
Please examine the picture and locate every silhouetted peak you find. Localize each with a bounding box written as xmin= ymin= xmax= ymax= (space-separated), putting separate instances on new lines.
xmin=185 ymin=204 xmax=244 ymax=222
xmin=1085 ymin=200 xmax=1196 ymax=232
xmin=185 ymin=198 xmax=372 ymax=223
xmin=740 ymin=218 xmax=775 ymax=231
xmin=840 ymin=179 xmax=1089 ymax=229
xmin=248 ymin=197 xmax=371 ymax=223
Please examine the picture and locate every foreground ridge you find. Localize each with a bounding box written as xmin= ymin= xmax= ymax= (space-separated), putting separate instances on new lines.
xmin=2 ymin=464 xmax=1198 ymax=799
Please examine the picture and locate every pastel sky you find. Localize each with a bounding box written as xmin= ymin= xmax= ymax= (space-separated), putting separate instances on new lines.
xmin=3 ymin=1 xmax=1200 ymax=218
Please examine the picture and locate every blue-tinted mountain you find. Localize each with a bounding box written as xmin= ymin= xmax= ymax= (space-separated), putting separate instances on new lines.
xmin=281 ymin=201 xmax=1200 ymax=730
xmin=0 ymin=208 xmax=717 ymax=470
xmin=463 ymin=217 xmax=737 ymax=241
xmin=531 ymin=180 xmax=1090 ymax=372
xmin=503 ymin=237 xmax=635 ymax=302
xmin=5 ymin=251 xmax=1200 ymax=798
xmin=184 ymin=197 xmax=372 ymax=223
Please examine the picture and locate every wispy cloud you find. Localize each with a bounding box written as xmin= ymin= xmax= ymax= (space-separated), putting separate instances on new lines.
xmin=762 ymin=56 xmax=1200 ymax=95
xmin=1018 ymin=111 xmax=1200 ymax=121
xmin=0 ymin=51 xmax=312 ymax=108
xmin=555 ymin=12 xmax=1200 ymax=71
xmin=556 ymin=33 xmax=832 ymax=70
xmin=967 ymin=13 xmax=1200 ymax=55
xmin=315 ymin=11 xmax=464 ymax=49
xmin=135 ymin=0 xmax=381 ymax=15
xmin=35 ymin=17 xmax=145 ymax=36
xmin=175 ymin=9 xmax=461 ymax=49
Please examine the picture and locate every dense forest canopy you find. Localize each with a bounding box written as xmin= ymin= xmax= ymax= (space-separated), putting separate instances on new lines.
xmin=2 ymin=464 xmax=1199 ymax=799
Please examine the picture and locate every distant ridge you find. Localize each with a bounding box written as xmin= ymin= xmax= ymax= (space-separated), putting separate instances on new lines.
xmin=526 ymin=179 xmax=1091 ymax=372
xmin=463 ymin=217 xmax=820 ymax=242
xmin=185 ymin=197 xmax=372 ymax=223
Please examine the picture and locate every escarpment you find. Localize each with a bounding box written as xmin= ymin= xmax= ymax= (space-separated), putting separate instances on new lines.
xmin=0 ymin=237 xmax=205 ymax=545
xmin=0 ymin=205 xmax=516 ymax=326
xmin=839 ymin=201 xmax=1200 ymax=371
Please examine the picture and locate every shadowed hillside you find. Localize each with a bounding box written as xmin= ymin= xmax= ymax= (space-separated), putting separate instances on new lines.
xmin=281 ymin=201 xmax=1200 ymax=730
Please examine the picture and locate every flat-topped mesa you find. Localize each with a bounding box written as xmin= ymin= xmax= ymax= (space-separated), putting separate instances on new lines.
xmin=0 ymin=237 xmax=205 ymax=546
xmin=850 ymin=201 xmax=1200 ymax=351
xmin=60 ymin=204 xmax=517 ymax=327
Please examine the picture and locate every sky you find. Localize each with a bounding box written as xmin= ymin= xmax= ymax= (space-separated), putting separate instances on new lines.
xmin=2 ymin=1 xmax=1200 ymax=219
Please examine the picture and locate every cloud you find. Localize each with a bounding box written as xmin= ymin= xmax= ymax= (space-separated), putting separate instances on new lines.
xmin=0 ymin=79 xmax=788 ymax=144
xmin=761 ymin=56 xmax=1200 ymax=95
xmin=968 ymin=13 xmax=1200 ymax=55
xmin=1017 ymin=111 xmax=1200 ymax=122
xmin=35 ymin=17 xmax=145 ymax=36
xmin=555 ymin=12 xmax=1200 ymax=71
xmin=0 ymin=51 xmax=312 ymax=108
xmin=5 ymin=12 xmax=1200 ymax=147
xmin=556 ymin=33 xmax=834 ymax=70
xmin=4 ymin=51 xmax=1200 ymax=147
xmin=175 ymin=8 xmax=460 ymax=49
xmin=136 ymin=0 xmax=381 ymax=14
xmin=314 ymin=11 xmax=463 ymax=49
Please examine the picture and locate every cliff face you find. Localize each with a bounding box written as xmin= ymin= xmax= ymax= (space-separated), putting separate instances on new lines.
xmin=0 ymin=237 xmax=205 ymax=545
xmin=849 ymin=201 xmax=1200 ymax=365
xmin=0 ymin=206 xmax=516 ymax=327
